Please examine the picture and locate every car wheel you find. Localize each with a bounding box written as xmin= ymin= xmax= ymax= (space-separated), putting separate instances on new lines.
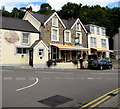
xmin=100 ymin=66 xmax=103 ymax=70
xmin=109 ymin=65 xmax=112 ymax=69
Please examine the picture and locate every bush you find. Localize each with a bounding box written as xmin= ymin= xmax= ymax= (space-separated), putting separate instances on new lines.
xmin=72 ymin=59 xmax=78 ymax=65
xmin=46 ymin=59 xmax=53 ymax=67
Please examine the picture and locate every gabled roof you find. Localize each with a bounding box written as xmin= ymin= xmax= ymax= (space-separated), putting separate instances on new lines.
xmin=1 ymin=17 xmax=39 ymax=33
xmin=29 ymin=12 xmax=53 ymax=24
xmin=28 ymin=12 xmax=66 ymax=28
xmin=62 ymin=19 xmax=76 ymax=29
xmin=30 ymin=40 xmax=49 ymax=50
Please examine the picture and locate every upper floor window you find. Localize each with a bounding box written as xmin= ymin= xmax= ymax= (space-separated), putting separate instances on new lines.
xmin=51 ymin=28 xmax=59 ymax=41
xmin=102 ymin=28 xmax=106 ymax=36
xmin=16 ymin=47 xmax=29 ymax=54
xmin=38 ymin=48 xmax=44 ymax=57
xmin=52 ymin=16 xmax=58 ymax=27
xmin=101 ymin=39 xmax=106 ymax=48
xmin=22 ymin=33 xmax=30 ymax=44
xmin=75 ymin=33 xmax=82 ymax=44
xmin=90 ymin=37 xmax=96 ymax=47
xmin=97 ymin=27 xmax=100 ymax=35
xmin=65 ymin=31 xmax=71 ymax=42
xmin=76 ymin=23 xmax=81 ymax=31
xmin=90 ymin=26 xmax=94 ymax=34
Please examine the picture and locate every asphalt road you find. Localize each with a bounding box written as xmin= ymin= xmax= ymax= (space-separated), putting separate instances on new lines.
xmin=1 ymin=68 xmax=119 ymax=108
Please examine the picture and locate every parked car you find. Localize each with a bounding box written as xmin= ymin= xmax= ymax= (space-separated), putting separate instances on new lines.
xmin=88 ymin=59 xmax=113 ymax=70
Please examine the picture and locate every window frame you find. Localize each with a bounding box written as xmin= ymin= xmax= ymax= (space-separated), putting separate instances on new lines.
xmin=21 ymin=32 xmax=30 ymax=45
xmin=51 ymin=27 xmax=59 ymax=42
xmin=52 ymin=47 xmax=57 ymax=60
xmin=16 ymin=47 xmax=29 ymax=55
xmin=75 ymin=32 xmax=82 ymax=44
xmin=90 ymin=37 xmax=97 ymax=47
xmin=76 ymin=23 xmax=81 ymax=31
xmin=101 ymin=39 xmax=107 ymax=48
xmin=52 ymin=16 xmax=58 ymax=27
xmin=38 ymin=48 xmax=44 ymax=57
xmin=64 ymin=31 xmax=71 ymax=43
xmin=97 ymin=27 xmax=100 ymax=35
xmin=102 ymin=28 xmax=106 ymax=36
xmin=90 ymin=25 xmax=94 ymax=34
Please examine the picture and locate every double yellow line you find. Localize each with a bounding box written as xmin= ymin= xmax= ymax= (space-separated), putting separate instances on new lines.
xmin=79 ymin=88 xmax=120 ymax=109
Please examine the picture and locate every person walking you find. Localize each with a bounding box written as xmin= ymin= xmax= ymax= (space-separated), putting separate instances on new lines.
xmin=79 ymin=57 xmax=83 ymax=69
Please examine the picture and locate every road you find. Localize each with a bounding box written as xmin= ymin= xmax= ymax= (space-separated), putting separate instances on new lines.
xmin=1 ymin=68 xmax=119 ymax=108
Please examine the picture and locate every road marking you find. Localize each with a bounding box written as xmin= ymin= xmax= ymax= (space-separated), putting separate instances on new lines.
xmin=3 ymin=77 xmax=13 ymax=80
xmin=96 ymin=78 xmax=102 ymax=79
xmin=87 ymin=78 xmax=94 ymax=80
xmin=79 ymin=88 xmax=120 ymax=109
xmin=16 ymin=78 xmax=39 ymax=91
xmin=15 ymin=77 xmax=26 ymax=80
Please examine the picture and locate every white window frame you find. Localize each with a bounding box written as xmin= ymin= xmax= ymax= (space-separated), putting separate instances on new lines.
xmin=16 ymin=47 xmax=29 ymax=55
xmin=101 ymin=39 xmax=106 ymax=48
xmin=102 ymin=28 xmax=106 ymax=36
xmin=64 ymin=31 xmax=71 ymax=42
xmin=97 ymin=27 xmax=100 ymax=35
xmin=76 ymin=23 xmax=81 ymax=31
xmin=75 ymin=32 xmax=82 ymax=44
xmin=38 ymin=48 xmax=44 ymax=57
xmin=90 ymin=26 xmax=94 ymax=34
xmin=90 ymin=37 xmax=96 ymax=47
xmin=21 ymin=32 xmax=30 ymax=45
xmin=52 ymin=16 xmax=58 ymax=27
xmin=51 ymin=27 xmax=59 ymax=41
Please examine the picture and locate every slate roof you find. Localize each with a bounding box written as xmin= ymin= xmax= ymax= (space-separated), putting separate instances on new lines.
xmin=1 ymin=17 xmax=39 ymax=33
xmin=30 ymin=40 xmax=41 ymax=48
xmin=62 ymin=19 xmax=77 ymax=29
xmin=30 ymin=12 xmax=53 ymax=24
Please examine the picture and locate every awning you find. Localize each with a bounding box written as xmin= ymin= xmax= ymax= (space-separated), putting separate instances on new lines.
xmin=91 ymin=47 xmax=113 ymax=52
xmin=52 ymin=45 xmax=90 ymax=51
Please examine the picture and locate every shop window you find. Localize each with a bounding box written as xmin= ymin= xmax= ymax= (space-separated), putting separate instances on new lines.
xmin=52 ymin=47 xmax=57 ymax=59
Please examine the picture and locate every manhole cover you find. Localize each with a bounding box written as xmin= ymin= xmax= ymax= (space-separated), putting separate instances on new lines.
xmin=38 ymin=95 xmax=73 ymax=107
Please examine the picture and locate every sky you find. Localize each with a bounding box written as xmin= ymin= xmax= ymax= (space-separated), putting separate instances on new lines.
xmin=0 ymin=0 xmax=120 ymax=12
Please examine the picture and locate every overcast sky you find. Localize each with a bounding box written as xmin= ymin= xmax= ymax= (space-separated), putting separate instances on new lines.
xmin=0 ymin=0 xmax=119 ymax=12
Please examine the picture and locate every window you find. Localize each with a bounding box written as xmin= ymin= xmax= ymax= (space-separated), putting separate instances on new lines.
xmin=16 ymin=47 xmax=29 ymax=54
xmin=97 ymin=27 xmax=100 ymax=35
xmin=65 ymin=31 xmax=70 ymax=42
xmin=75 ymin=33 xmax=82 ymax=44
xmin=90 ymin=37 xmax=96 ymax=47
xmin=102 ymin=28 xmax=106 ymax=36
xmin=101 ymin=39 xmax=106 ymax=48
xmin=52 ymin=47 xmax=57 ymax=59
xmin=90 ymin=26 xmax=94 ymax=34
xmin=52 ymin=17 xmax=58 ymax=27
xmin=51 ymin=28 xmax=59 ymax=41
xmin=22 ymin=33 xmax=30 ymax=44
xmin=38 ymin=48 xmax=44 ymax=56
xmin=76 ymin=23 xmax=81 ymax=31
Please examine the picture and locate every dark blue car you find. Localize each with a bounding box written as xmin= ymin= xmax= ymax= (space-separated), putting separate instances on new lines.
xmin=89 ymin=59 xmax=113 ymax=70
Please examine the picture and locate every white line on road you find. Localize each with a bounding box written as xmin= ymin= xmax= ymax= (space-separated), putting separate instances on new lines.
xmin=16 ymin=78 xmax=39 ymax=92
xmin=54 ymin=77 xmax=63 ymax=79
xmin=65 ymin=77 xmax=74 ymax=79
xmin=87 ymin=78 xmax=94 ymax=79
xmin=15 ymin=77 xmax=26 ymax=80
xmin=96 ymin=78 xmax=102 ymax=79
xmin=42 ymin=77 xmax=50 ymax=79
xmin=77 ymin=78 xmax=84 ymax=79
xmin=3 ymin=77 xmax=13 ymax=80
